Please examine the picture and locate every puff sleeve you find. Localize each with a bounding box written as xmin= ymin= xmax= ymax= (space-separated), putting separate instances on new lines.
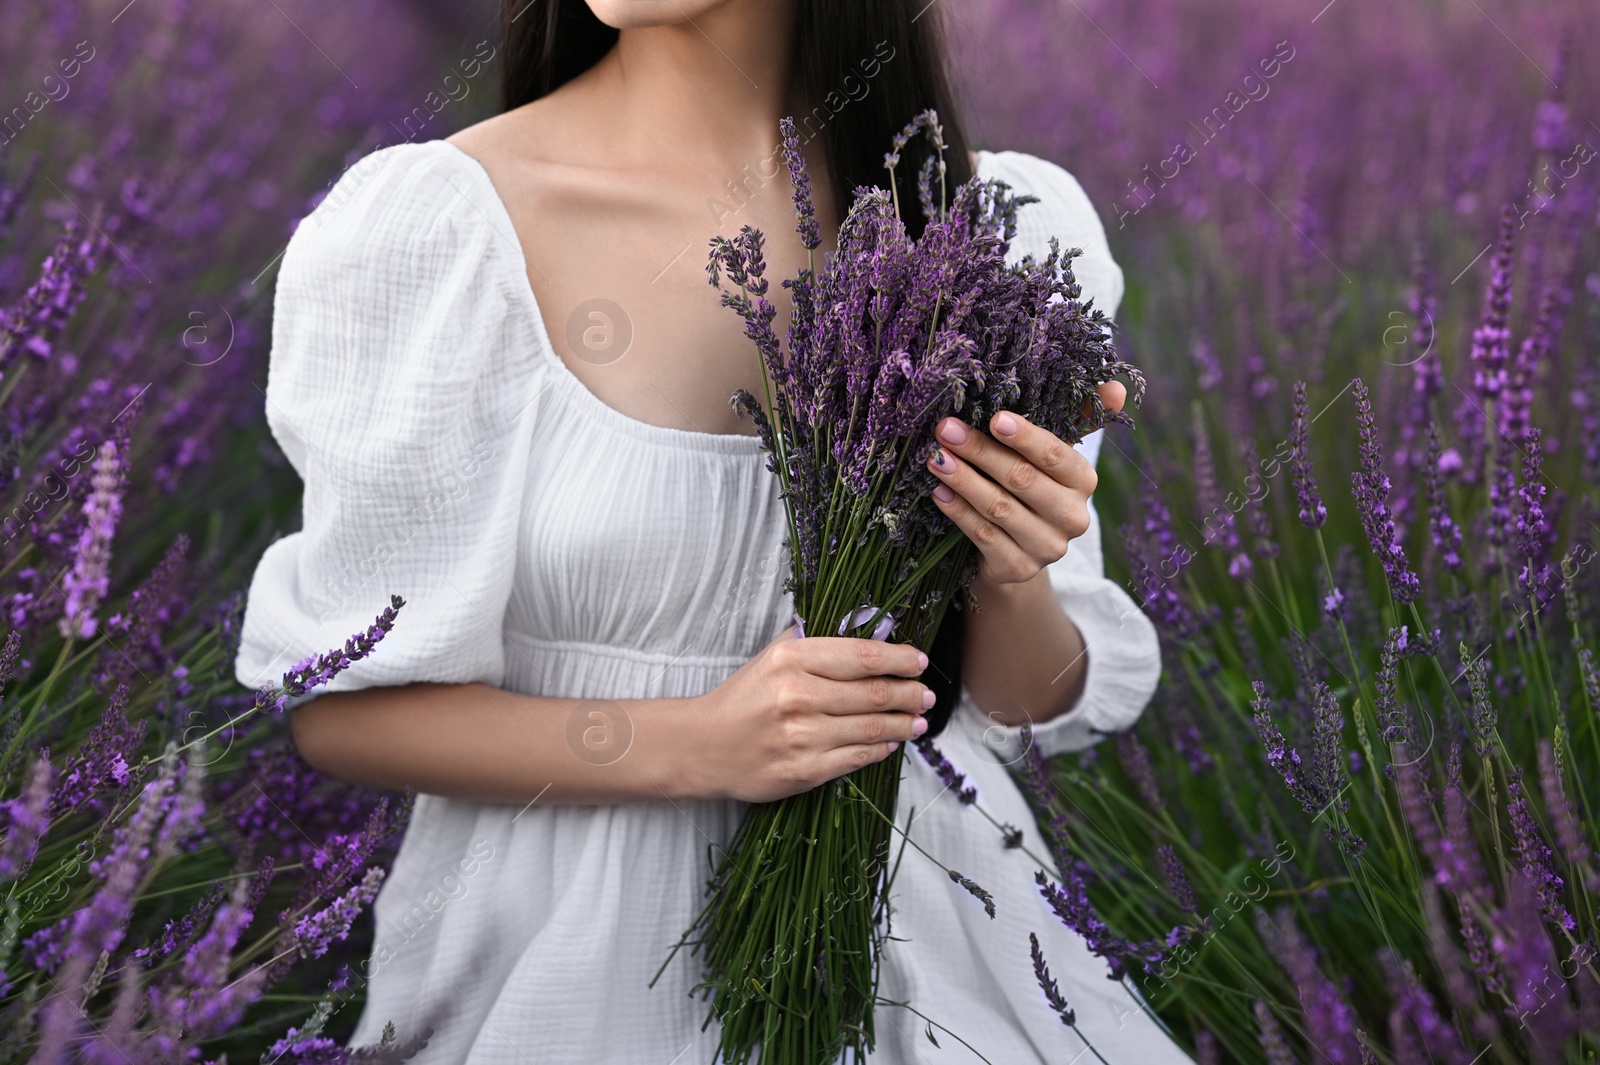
xmin=233 ymin=142 xmax=540 ymax=707
xmin=958 ymin=150 xmax=1160 ymax=760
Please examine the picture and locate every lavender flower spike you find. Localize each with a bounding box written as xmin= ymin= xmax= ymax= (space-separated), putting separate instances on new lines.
xmin=59 ymin=439 xmax=125 ymax=638
xmin=948 ymin=869 xmax=996 ymax=918
xmin=290 ymin=865 xmax=386 ymax=960
xmin=0 ymin=754 xmax=55 ymax=880
xmin=1157 ymin=844 xmax=1198 ymax=915
xmin=1538 ymin=739 xmax=1598 ymax=892
xmin=1350 ymin=379 xmax=1421 ymax=603
xmin=913 ymin=736 xmax=977 ymax=803
xmin=1254 ymin=1001 xmax=1295 ymax=1065
xmin=1506 ymin=768 xmax=1577 ymax=933
xmin=1290 ymin=380 xmax=1326 ymax=528
xmin=778 ymin=116 xmax=820 ymax=252
xmin=256 ymin=594 xmax=406 ymax=714
xmin=1029 ymin=932 xmax=1076 ymax=1026
xmin=1423 ymin=421 xmax=1464 ymax=573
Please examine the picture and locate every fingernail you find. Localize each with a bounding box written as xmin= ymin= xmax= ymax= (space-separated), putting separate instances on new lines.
xmin=888 ymin=741 xmax=900 ymax=752
xmin=922 ymin=688 xmax=937 ymax=710
xmin=917 ymin=651 xmax=929 ymax=672
xmin=933 ymin=483 xmax=956 ymax=503
xmin=994 ymin=412 xmax=1018 ymax=436
xmin=912 ymin=716 xmax=929 ymax=736
xmin=937 ymin=420 xmax=968 ymax=446
xmin=932 ymin=448 xmax=949 ymax=468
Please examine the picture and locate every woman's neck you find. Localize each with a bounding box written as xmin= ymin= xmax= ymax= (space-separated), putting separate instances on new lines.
xmin=575 ymin=1 xmax=804 ymax=175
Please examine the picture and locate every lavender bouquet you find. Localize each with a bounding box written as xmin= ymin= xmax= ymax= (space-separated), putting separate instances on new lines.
xmin=658 ymin=111 xmax=1142 ymax=1065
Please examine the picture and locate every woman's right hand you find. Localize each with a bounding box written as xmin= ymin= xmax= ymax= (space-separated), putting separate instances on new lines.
xmin=688 ymin=627 xmax=935 ymax=803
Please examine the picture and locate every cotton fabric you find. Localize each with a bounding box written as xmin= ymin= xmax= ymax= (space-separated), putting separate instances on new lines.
xmin=234 ymin=138 xmax=1192 ymax=1064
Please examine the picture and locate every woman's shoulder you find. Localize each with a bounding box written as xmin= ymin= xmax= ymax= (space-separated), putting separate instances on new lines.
xmin=976 ymin=148 xmax=1125 ymax=318
xmin=266 ymin=139 xmax=542 ymax=463
xmin=285 ymin=140 xmax=503 ymax=277
xmin=977 ymin=150 xmax=1106 ymax=243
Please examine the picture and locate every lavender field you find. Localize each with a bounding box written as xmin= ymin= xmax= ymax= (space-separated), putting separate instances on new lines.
xmin=954 ymin=1 xmax=1600 ymax=1061
xmin=0 ymin=0 xmax=496 ymax=1058
xmin=0 ymin=0 xmax=1596 ymax=1061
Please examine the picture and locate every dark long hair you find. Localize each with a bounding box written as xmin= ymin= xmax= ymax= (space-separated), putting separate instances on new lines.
xmin=499 ymin=0 xmax=971 ymax=737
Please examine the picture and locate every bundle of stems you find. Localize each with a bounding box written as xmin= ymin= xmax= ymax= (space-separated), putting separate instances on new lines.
xmin=655 ymin=110 xmax=1140 ymax=1065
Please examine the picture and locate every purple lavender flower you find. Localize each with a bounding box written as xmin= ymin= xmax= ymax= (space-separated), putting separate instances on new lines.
xmin=288 ymin=865 xmax=386 ymax=961
xmin=1515 ymin=429 xmax=1551 ymax=593
xmin=1254 ymin=680 xmax=1365 ymax=854
xmin=258 ymin=594 xmax=405 ymax=715
xmin=1125 ymin=481 xmax=1198 ymax=639
xmin=779 ymin=117 xmax=821 ymax=252
xmin=1374 ymin=627 xmax=1409 ymax=745
xmin=1438 ymin=745 xmax=1490 ymax=894
xmin=1458 ymin=206 xmax=1518 ymax=477
xmin=913 ymin=736 xmax=978 ymax=803
xmin=1537 ymin=740 xmax=1596 ymax=893
xmin=1253 ymin=683 xmax=1308 ymax=802
xmin=1351 ymin=379 xmax=1421 ymax=603
xmin=1290 ymin=380 xmax=1326 ymax=528
xmin=1115 ymin=731 xmax=1164 ymax=811
xmin=1461 ymin=646 xmax=1496 ymax=757
xmin=0 ymin=753 xmax=54 ymax=879
xmin=1493 ymin=872 xmax=1578 ymax=1054
xmin=1423 ymin=422 xmax=1464 ymax=573
xmin=32 ymin=759 xmax=176 ymax=1060
xmin=1380 ymin=949 xmax=1472 ymax=1065
xmin=1158 ymin=844 xmax=1198 ymax=915
xmin=58 ymin=439 xmax=125 ymax=639
xmin=1194 ymin=412 xmax=1248 ymax=575
xmin=1254 ymin=1001 xmax=1295 ymax=1065
xmin=1029 ymin=932 xmax=1076 ymax=1026
xmin=1418 ymin=880 xmax=1487 ymax=1033
xmin=1461 ymin=900 xmax=1507 ymax=1000
xmin=1015 ymin=721 xmax=1074 ymax=866
xmin=948 ymin=869 xmax=996 ymax=918
xmin=55 ymin=682 xmax=149 ymax=812
xmin=1255 ymin=907 xmax=1362 ymax=1063
xmin=1506 ymin=769 xmax=1577 ymax=933
xmin=1395 ymin=757 xmax=1449 ymax=883
xmin=1035 ymin=867 xmax=1164 ymax=982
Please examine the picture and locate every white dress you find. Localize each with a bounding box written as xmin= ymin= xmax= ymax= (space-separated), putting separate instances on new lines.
xmin=234 ymin=138 xmax=1193 ymax=1065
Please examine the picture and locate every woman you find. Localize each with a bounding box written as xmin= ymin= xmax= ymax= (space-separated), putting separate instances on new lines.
xmin=233 ymin=0 xmax=1192 ymax=1061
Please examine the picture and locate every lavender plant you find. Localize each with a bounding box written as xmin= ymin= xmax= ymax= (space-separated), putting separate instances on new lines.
xmin=658 ymin=110 xmax=1142 ymax=1065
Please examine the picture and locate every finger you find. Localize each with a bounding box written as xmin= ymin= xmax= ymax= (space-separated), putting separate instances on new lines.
xmin=819 ymin=740 xmax=903 ymax=781
xmin=1099 ymin=380 xmax=1127 ymax=414
xmin=978 ymin=412 xmax=1098 ymax=495
xmin=827 ymin=709 xmax=927 ymax=746
xmin=787 ymin=634 xmax=928 ymax=681
xmin=804 ymin=676 xmax=935 ymax=717
xmin=1077 ymin=380 xmax=1128 ymax=425
xmin=928 ymin=444 xmax=1065 ymax=564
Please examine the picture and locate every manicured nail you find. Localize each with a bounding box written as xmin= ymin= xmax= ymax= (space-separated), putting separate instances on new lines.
xmin=922 ymin=688 xmax=937 ymax=710
xmin=887 ymin=741 xmax=900 ymax=752
xmin=912 ymin=716 xmax=930 ymax=736
xmin=994 ymin=411 xmax=1018 ymax=437
xmin=937 ymin=420 xmax=968 ymax=446
xmin=933 ymin=484 xmax=956 ymax=503
xmin=917 ymin=651 xmax=929 ymax=672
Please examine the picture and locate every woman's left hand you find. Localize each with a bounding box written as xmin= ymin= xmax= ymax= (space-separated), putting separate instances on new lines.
xmin=927 ymin=381 xmax=1126 ymax=587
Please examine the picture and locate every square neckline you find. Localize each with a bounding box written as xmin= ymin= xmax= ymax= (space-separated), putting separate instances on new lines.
xmin=432 ymin=138 xmax=771 ymax=456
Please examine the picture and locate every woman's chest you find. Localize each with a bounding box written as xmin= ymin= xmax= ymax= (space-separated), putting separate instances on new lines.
xmin=502 ymin=384 xmax=794 ymax=656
